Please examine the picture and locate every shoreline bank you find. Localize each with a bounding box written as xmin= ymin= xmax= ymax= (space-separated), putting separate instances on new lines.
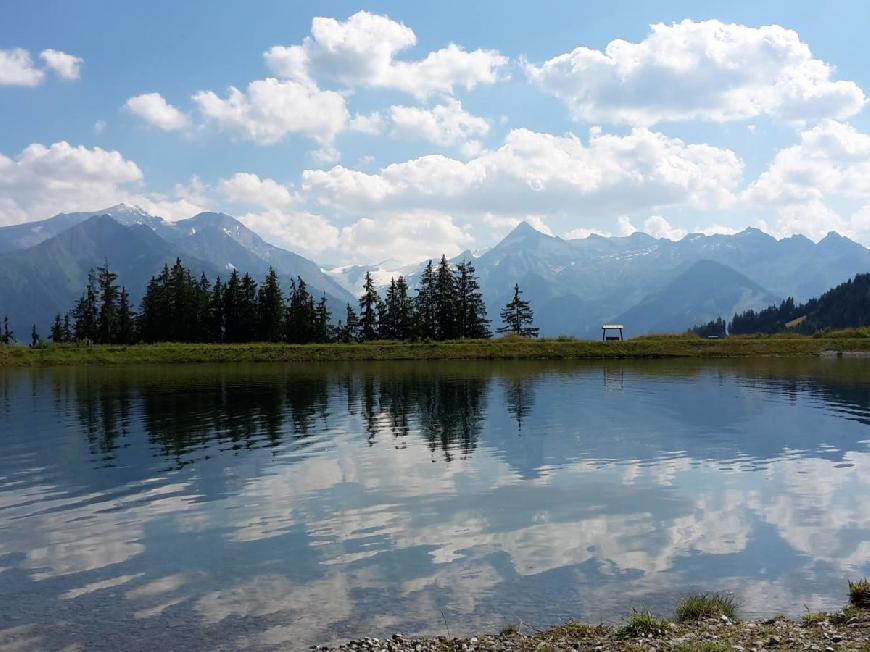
xmin=324 ymin=604 xmax=869 ymax=651
xmin=2 ymin=335 xmax=870 ymax=367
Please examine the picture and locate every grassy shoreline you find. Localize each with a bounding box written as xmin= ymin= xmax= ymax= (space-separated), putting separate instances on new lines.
xmin=1 ymin=332 xmax=870 ymax=366
xmin=328 ymin=589 xmax=870 ymax=651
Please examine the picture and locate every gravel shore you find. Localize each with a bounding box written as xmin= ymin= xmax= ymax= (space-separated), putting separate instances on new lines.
xmin=316 ymin=606 xmax=869 ymax=651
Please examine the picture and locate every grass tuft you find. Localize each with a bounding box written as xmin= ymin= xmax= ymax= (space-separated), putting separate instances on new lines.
xmin=830 ymin=605 xmax=859 ymax=625
xmin=674 ymin=593 xmax=738 ymax=622
xmin=617 ymin=611 xmax=670 ymax=638
xmin=801 ymin=611 xmax=827 ymax=627
xmin=848 ymin=578 xmax=869 ymax=608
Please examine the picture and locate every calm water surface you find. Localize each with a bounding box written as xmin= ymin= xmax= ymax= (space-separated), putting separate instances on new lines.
xmin=0 ymin=359 xmax=868 ymax=650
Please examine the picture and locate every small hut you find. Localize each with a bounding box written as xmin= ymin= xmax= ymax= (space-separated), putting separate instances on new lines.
xmin=601 ymin=324 xmax=624 ymax=341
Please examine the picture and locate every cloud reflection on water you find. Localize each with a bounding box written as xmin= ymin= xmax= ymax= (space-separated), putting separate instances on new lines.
xmin=0 ymin=360 xmax=867 ymax=650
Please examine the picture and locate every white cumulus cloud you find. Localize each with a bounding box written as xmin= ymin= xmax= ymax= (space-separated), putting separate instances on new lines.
xmin=264 ymin=11 xmax=507 ymax=100
xmin=746 ymin=120 xmax=870 ymax=242
xmin=219 ymin=172 xmax=295 ymax=210
xmin=238 ymin=209 xmax=340 ymax=260
xmin=643 ymin=215 xmax=687 ymax=240
xmin=302 ymin=127 xmax=743 ymax=219
xmin=39 ymin=49 xmax=83 ymax=81
xmin=389 ymin=98 xmax=489 ymax=147
xmin=335 ymin=211 xmax=473 ymax=265
xmin=0 ymin=142 xmax=143 ymax=225
xmin=347 ymin=112 xmax=385 ymax=135
xmin=746 ymin=120 xmax=870 ymax=205
xmin=126 ymin=93 xmax=191 ymax=131
xmin=526 ymin=19 xmax=865 ymax=125
xmin=193 ymin=78 xmax=348 ymax=145
xmin=0 ymin=48 xmax=44 ymax=86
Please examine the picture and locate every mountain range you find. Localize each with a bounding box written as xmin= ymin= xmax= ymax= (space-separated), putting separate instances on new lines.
xmin=0 ymin=205 xmax=354 ymax=338
xmin=1 ymin=205 xmax=869 ymax=339
xmin=328 ymin=220 xmax=870 ymax=337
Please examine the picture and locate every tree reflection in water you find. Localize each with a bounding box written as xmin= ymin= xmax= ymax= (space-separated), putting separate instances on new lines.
xmin=66 ymin=364 xmax=493 ymax=468
xmin=60 ymin=359 xmax=870 ymax=471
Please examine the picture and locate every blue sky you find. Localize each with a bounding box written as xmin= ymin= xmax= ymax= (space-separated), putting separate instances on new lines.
xmin=4 ymin=1 xmax=870 ymax=264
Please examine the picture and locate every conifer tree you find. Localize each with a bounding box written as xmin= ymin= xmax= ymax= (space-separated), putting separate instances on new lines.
xmin=139 ymin=267 xmax=170 ymax=342
xmin=73 ymin=270 xmax=99 ymax=342
xmin=414 ymin=260 xmax=437 ymax=340
xmin=62 ymin=314 xmax=72 ymax=342
xmin=434 ymin=255 xmax=457 ymax=340
xmin=238 ymin=273 xmax=259 ymax=341
xmin=286 ymin=277 xmax=316 ymax=343
xmin=117 ymin=287 xmax=135 ymax=344
xmin=170 ymin=258 xmax=203 ymax=341
xmin=223 ymin=269 xmax=243 ymax=342
xmin=30 ymin=324 xmax=40 ymax=348
xmin=257 ymin=267 xmax=284 ymax=342
xmin=358 ymin=271 xmax=380 ymax=341
xmin=340 ymin=304 xmax=360 ymax=343
xmin=209 ymin=277 xmax=225 ymax=342
xmin=50 ymin=314 xmax=65 ymax=343
xmin=96 ymin=260 xmax=120 ymax=344
xmin=498 ymin=283 xmax=538 ymax=337
xmin=314 ymin=296 xmax=332 ymax=343
xmin=1 ymin=316 xmax=12 ymax=344
xmin=380 ymin=279 xmax=399 ymax=340
xmin=194 ymin=273 xmax=212 ymax=342
xmin=454 ymin=261 xmax=490 ymax=339
xmin=394 ymin=276 xmax=413 ymax=340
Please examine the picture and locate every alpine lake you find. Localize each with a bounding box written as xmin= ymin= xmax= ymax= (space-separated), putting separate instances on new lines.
xmin=0 ymin=359 xmax=868 ymax=650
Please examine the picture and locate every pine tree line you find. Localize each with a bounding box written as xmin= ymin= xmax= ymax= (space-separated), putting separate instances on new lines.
xmin=340 ymin=255 xmax=494 ymax=342
xmin=50 ymin=261 xmax=137 ymax=344
xmin=16 ymin=254 xmax=540 ymax=346
xmin=692 ymin=273 xmax=870 ymax=336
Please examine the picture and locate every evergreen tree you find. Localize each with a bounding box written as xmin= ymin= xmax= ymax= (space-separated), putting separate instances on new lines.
xmin=339 ymin=304 xmax=360 ymax=343
xmin=394 ymin=276 xmax=413 ymax=340
xmin=209 ymin=277 xmax=226 ymax=342
xmin=238 ymin=273 xmax=259 ymax=342
xmin=380 ymin=279 xmax=399 ymax=339
xmin=454 ymin=261 xmax=490 ymax=339
xmin=414 ymin=260 xmax=437 ymax=340
xmin=50 ymin=314 xmax=65 ymax=343
xmin=223 ymin=269 xmax=243 ymax=342
xmin=498 ymin=284 xmax=539 ymax=337
xmin=30 ymin=324 xmax=40 ymax=348
xmin=139 ymin=269 xmax=167 ymax=343
xmin=168 ymin=258 xmax=196 ymax=341
xmin=1 ymin=316 xmax=12 ymax=344
xmin=117 ymin=287 xmax=136 ymax=344
xmin=194 ymin=273 xmax=212 ymax=342
xmin=286 ymin=277 xmax=316 ymax=343
xmin=358 ymin=271 xmax=380 ymax=341
xmin=257 ymin=267 xmax=285 ymax=342
xmin=313 ymin=296 xmax=332 ymax=343
xmin=96 ymin=260 xmax=120 ymax=343
xmin=72 ymin=270 xmax=99 ymax=342
xmin=380 ymin=277 xmax=415 ymax=340
xmin=62 ymin=314 xmax=72 ymax=342
xmin=433 ymin=255 xmax=458 ymax=340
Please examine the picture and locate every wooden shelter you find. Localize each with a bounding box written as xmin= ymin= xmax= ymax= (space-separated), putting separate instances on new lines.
xmin=601 ymin=324 xmax=624 ymax=341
